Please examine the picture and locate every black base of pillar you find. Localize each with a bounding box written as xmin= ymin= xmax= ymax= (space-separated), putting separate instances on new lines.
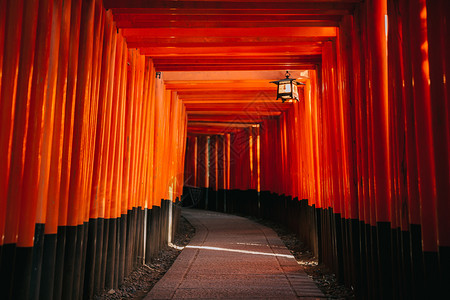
xmin=410 ymin=224 xmax=424 ymax=300
xmin=39 ymin=233 xmax=57 ymax=300
xmin=29 ymin=223 xmax=45 ymax=300
xmin=0 ymin=244 xmax=14 ymax=298
xmin=377 ymin=222 xmax=393 ymax=299
xmin=400 ymin=230 xmax=412 ymax=300
xmin=0 ymin=243 xmax=16 ymax=298
xmin=61 ymin=225 xmax=77 ymax=300
xmin=423 ymin=251 xmax=440 ymax=299
xmin=71 ymin=224 xmax=85 ymax=300
xmin=118 ymin=214 xmax=126 ymax=285
xmin=53 ymin=226 xmax=66 ymax=299
xmin=11 ymin=246 xmax=33 ymax=300
xmin=439 ymin=246 xmax=450 ymax=296
xmin=93 ymin=218 xmax=104 ymax=295
xmin=105 ymin=218 xmax=117 ymax=289
xmin=84 ymin=219 xmax=98 ymax=300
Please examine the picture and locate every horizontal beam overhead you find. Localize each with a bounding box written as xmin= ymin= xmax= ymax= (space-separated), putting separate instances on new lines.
xmin=183 ymin=104 xmax=290 ymax=112
xmin=156 ymin=65 xmax=317 ymax=71
xmin=153 ymin=56 xmax=320 ymax=71
xmin=187 ymin=111 xmax=282 ymax=116
xmin=163 ymin=70 xmax=310 ymax=80
xmin=122 ymin=27 xmax=336 ymax=38
xmin=126 ymin=38 xmax=330 ymax=49
xmin=188 ymin=122 xmax=257 ymax=128
xmin=165 ymin=80 xmax=279 ymax=88
xmin=153 ymin=56 xmax=321 ymax=64
xmin=113 ymin=14 xmax=342 ymax=22
xmin=113 ymin=13 xmax=342 ymax=25
xmin=116 ymin=20 xmax=338 ymax=29
xmin=139 ymin=46 xmax=322 ymax=57
xmin=105 ymin=1 xmax=357 ymax=11
xmin=188 ymin=115 xmax=274 ymax=123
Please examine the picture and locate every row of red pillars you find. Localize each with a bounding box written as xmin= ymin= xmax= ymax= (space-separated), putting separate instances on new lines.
xmin=0 ymin=0 xmax=188 ymax=299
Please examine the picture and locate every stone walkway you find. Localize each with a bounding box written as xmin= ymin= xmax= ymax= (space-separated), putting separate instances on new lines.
xmin=145 ymin=209 xmax=325 ymax=299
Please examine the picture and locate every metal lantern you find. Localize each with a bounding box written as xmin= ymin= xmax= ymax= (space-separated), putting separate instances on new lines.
xmin=270 ymin=71 xmax=304 ymax=102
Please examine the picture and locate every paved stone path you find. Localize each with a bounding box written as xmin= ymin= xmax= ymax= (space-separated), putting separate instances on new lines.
xmin=145 ymin=209 xmax=325 ymax=299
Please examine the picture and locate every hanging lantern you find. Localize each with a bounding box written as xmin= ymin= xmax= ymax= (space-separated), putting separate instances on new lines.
xmin=270 ymin=71 xmax=304 ymax=102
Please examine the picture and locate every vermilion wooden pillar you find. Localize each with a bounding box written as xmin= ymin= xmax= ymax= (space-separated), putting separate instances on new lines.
xmin=0 ymin=1 xmax=24 ymax=263
xmin=127 ymin=54 xmax=140 ymax=265
xmin=149 ymin=67 xmax=163 ymax=258
xmin=184 ymin=137 xmax=197 ymax=186
xmin=209 ymin=136 xmax=218 ymax=191
xmin=408 ymin=0 xmax=439 ymax=296
xmin=103 ymin=27 xmax=124 ymax=291
xmin=322 ymin=41 xmax=345 ymax=280
xmin=288 ymin=104 xmax=298 ymax=199
xmin=145 ymin=58 xmax=156 ymax=209
xmin=310 ymin=70 xmax=322 ymax=209
xmin=338 ymin=16 xmax=359 ymax=222
xmin=387 ymin=1 xmax=416 ymax=298
xmin=240 ymin=129 xmax=251 ymax=191
xmin=426 ymin=1 xmax=450 ymax=289
xmin=13 ymin=0 xmax=54 ymax=298
xmin=367 ymin=0 xmax=391 ymax=220
xmin=398 ymin=1 xmax=426 ymax=297
xmin=0 ymin=0 xmax=6 ymax=99
xmin=81 ymin=0 xmax=104 ymax=294
xmin=136 ymin=57 xmax=150 ymax=208
xmin=0 ymin=0 xmax=40 ymax=298
xmin=63 ymin=1 xmax=94 ymax=299
xmin=196 ymin=136 xmax=208 ymax=189
xmin=140 ymin=56 xmax=152 ymax=266
xmin=30 ymin=0 xmax=61 ymax=297
xmin=118 ymin=35 xmax=129 ymax=284
xmin=87 ymin=8 xmax=112 ymax=297
xmin=55 ymin=0 xmax=83 ymax=298
xmin=144 ymin=57 xmax=156 ymax=263
xmin=225 ymin=134 xmax=231 ymax=190
xmin=122 ymin=47 xmax=135 ymax=216
xmin=163 ymin=91 xmax=174 ymax=201
xmin=178 ymin=107 xmax=188 ymax=200
xmin=217 ymin=135 xmax=225 ymax=191
xmin=273 ymin=119 xmax=283 ymax=195
xmin=259 ymin=120 xmax=269 ymax=193
xmin=251 ymin=126 xmax=259 ymax=191
xmin=40 ymin=0 xmax=72 ymax=298
xmin=2 ymin=0 xmax=40 ymax=246
xmin=159 ymin=89 xmax=171 ymax=202
xmin=280 ymin=116 xmax=288 ymax=195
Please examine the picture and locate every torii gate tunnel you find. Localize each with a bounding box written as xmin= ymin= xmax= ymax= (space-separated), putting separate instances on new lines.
xmin=0 ymin=0 xmax=448 ymax=299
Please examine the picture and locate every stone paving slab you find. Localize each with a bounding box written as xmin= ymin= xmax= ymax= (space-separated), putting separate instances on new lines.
xmin=145 ymin=209 xmax=325 ymax=299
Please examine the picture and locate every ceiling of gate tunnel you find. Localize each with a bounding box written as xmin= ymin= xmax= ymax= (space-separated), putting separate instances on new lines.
xmin=104 ymin=0 xmax=358 ymax=134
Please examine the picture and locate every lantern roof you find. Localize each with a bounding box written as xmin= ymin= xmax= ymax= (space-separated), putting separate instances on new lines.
xmin=270 ymin=71 xmax=306 ymax=86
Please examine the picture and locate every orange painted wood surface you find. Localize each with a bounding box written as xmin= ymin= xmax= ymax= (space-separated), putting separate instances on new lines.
xmin=3 ymin=0 xmax=40 ymax=245
xmin=0 ymin=0 xmax=25 ymax=245
xmin=46 ymin=0 xmax=72 ymax=235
